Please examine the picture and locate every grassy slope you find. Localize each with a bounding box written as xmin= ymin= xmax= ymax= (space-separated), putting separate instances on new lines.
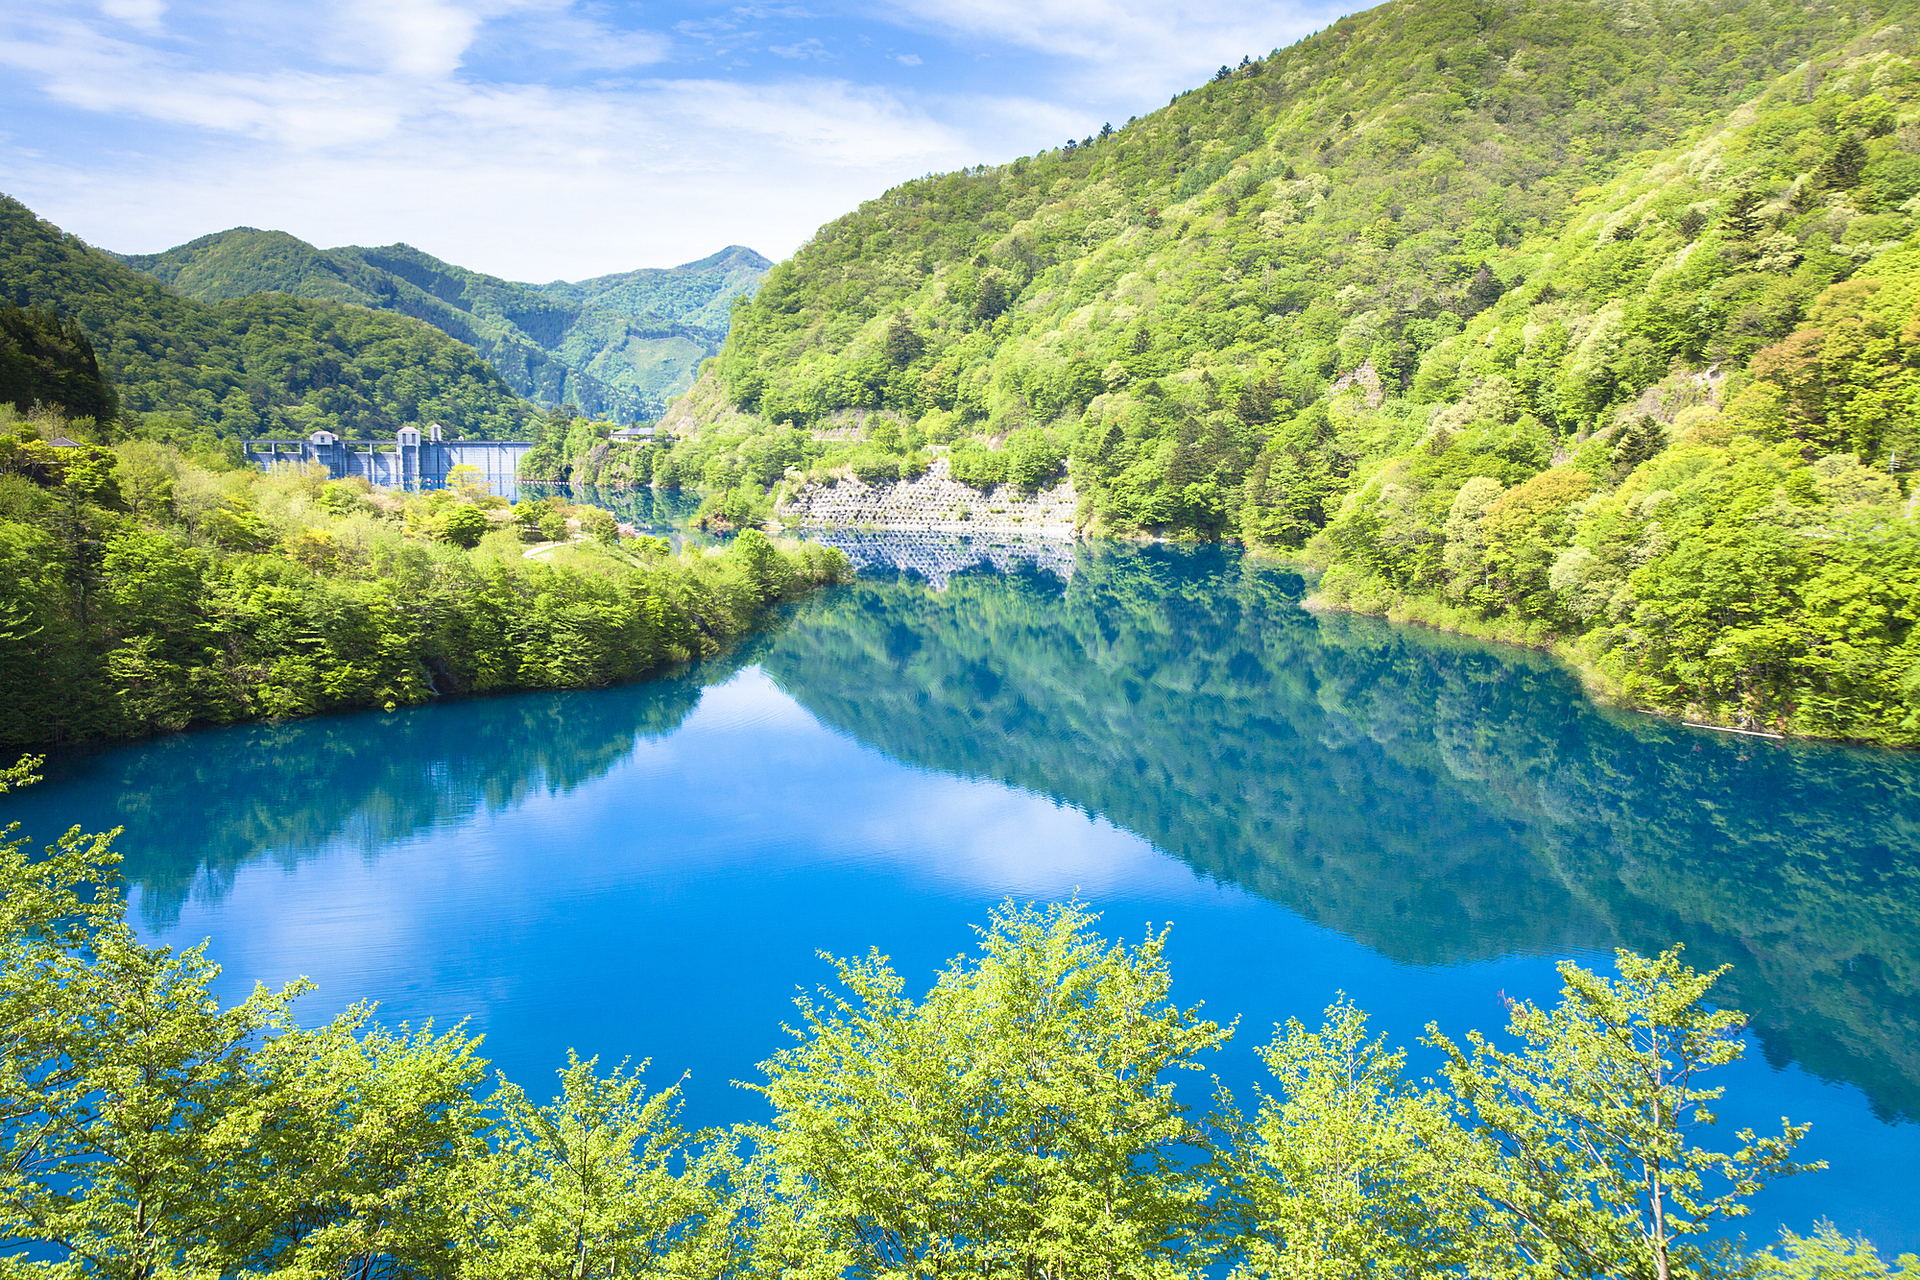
xmin=121 ymin=232 xmax=771 ymax=420
xmin=2 ymin=197 xmax=533 ymax=440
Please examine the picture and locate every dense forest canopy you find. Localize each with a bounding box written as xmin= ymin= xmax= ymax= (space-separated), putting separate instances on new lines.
xmin=0 ymin=301 xmax=117 ymax=425
xmin=0 ymin=196 xmax=536 ymax=442
xmin=665 ymin=0 xmax=1920 ymax=743
xmin=118 ymin=230 xmax=770 ymax=421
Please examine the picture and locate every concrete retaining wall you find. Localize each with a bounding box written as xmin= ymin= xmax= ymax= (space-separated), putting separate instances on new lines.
xmin=776 ymin=457 xmax=1077 ymax=538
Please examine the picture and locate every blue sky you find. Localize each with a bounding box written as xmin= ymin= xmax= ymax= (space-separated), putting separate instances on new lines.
xmin=0 ymin=0 xmax=1347 ymax=280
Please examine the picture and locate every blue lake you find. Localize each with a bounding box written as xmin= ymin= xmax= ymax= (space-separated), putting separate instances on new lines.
xmin=7 ymin=538 xmax=1919 ymax=1253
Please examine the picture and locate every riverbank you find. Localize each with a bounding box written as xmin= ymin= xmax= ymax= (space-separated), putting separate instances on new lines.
xmin=1300 ymin=567 xmax=1858 ymax=747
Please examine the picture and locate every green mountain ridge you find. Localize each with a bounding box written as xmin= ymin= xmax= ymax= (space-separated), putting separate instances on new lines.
xmin=659 ymin=0 xmax=1920 ymax=745
xmin=530 ymin=245 xmax=773 ymax=332
xmin=116 ymin=231 xmax=770 ymax=422
xmin=0 ymin=196 xmax=533 ymax=440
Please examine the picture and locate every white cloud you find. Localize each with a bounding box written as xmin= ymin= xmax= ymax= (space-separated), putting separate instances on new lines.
xmin=0 ymin=56 xmax=1027 ymax=276
xmin=768 ymin=36 xmax=829 ymax=59
xmin=0 ymin=0 xmax=1338 ymax=280
xmin=863 ymin=0 xmax=1338 ymax=99
xmin=98 ymin=0 xmax=166 ymax=32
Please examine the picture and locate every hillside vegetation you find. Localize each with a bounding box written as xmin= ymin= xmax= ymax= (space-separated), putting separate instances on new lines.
xmin=121 ymin=231 xmax=769 ymax=420
xmin=1 ymin=196 xmax=534 ymax=442
xmin=675 ymin=0 xmax=1920 ymax=743
xmin=0 ymin=405 xmax=848 ymax=747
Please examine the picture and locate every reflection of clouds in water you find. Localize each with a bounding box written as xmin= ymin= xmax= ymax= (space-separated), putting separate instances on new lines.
xmin=529 ymin=666 xmax=1206 ymax=901
xmin=847 ymin=777 xmax=1200 ymax=900
xmin=151 ymin=662 xmax=1213 ymax=1026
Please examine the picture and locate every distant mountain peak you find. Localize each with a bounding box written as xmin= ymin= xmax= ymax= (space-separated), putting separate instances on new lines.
xmin=113 ymin=224 xmax=771 ymax=421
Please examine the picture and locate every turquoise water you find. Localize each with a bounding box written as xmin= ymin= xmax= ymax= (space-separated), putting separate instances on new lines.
xmin=7 ymin=539 xmax=1919 ymax=1253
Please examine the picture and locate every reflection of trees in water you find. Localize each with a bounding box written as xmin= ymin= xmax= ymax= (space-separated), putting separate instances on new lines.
xmin=521 ymin=484 xmax=714 ymax=551
xmin=69 ymin=637 xmax=778 ymax=928
xmin=759 ymin=542 xmax=1920 ymax=1122
xmin=29 ymin=536 xmax=1919 ymax=1119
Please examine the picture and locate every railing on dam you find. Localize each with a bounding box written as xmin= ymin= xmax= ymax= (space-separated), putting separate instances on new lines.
xmin=244 ymin=426 xmax=534 ymax=496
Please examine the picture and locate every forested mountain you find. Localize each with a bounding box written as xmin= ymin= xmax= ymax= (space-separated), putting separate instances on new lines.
xmin=670 ymin=0 xmax=1920 ymax=743
xmin=119 ymin=231 xmax=770 ymax=421
xmin=0 ymin=302 xmax=117 ymax=424
xmin=0 ymin=196 xmax=533 ymax=440
xmin=530 ymin=245 xmax=772 ymax=332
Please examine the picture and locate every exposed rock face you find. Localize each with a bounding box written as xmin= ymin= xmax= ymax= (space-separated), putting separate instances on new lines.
xmin=776 ymin=456 xmax=1077 ymax=538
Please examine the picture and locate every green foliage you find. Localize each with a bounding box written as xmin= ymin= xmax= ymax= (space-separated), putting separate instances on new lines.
xmin=689 ymin=0 xmax=1892 ymax=536
xmin=643 ymin=2 xmax=1920 ymax=740
xmin=1223 ymin=999 xmax=1474 ymax=1280
xmin=0 ymin=433 xmax=851 ymax=747
xmin=438 ymin=503 xmax=491 ymax=548
xmin=0 ymin=301 xmax=117 ymax=423
xmin=458 ymin=1054 xmax=733 ymax=1278
xmin=120 ymin=232 xmax=770 ymax=420
xmin=0 ymin=801 xmax=1855 ymax=1280
xmin=1 ymin=196 xmax=535 ymax=440
xmin=747 ymin=900 xmax=1233 ymax=1278
xmin=1430 ymin=948 xmax=1817 ymax=1280
xmin=693 ymin=484 xmax=771 ymax=531
xmin=1752 ymin=1222 xmax=1918 ymax=1280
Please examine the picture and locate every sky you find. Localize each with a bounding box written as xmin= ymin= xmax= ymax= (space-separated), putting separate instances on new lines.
xmin=0 ymin=0 xmax=1349 ymax=282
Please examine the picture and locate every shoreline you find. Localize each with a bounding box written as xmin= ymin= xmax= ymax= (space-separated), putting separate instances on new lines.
xmin=517 ymin=476 xmax=1904 ymax=751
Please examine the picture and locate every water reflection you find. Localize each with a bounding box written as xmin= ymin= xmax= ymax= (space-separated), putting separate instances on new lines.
xmin=759 ymin=542 xmax=1920 ymax=1123
xmin=18 ymin=638 xmax=775 ymax=926
xmin=9 ymin=539 xmax=1919 ymax=1125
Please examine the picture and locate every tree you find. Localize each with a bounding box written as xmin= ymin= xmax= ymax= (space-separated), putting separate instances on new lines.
xmin=746 ymin=901 xmax=1234 ymax=1279
xmin=1817 ymin=134 xmax=1869 ymax=192
xmin=0 ymin=765 xmax=488 ymax=1280
xmin=1722 ymin=189 xmax=1766 ymax=240
xmin=1463 ymin=264 xmax=1505 ymax=316
xmin=1427 ymin=947 xmax=1819 ymax=1280
xmin=0 ymin=302 xmax=119 ymax=424
xmin=459 ymin=1054 xmax=730 ymax=1280
xmin=1751 ymin=1220 xmax=1918 ymax=1280
xmin=1224 ymin=999 xmax=1475 ymax=1280
xmin=971 ymin=274 xmax=1010 ymax=325
xmin=439 ymin=503 xmax=491 ymax=548
xmin=883 ymin=313 xmax=924 ymax=368
xmin=446 ymin=463 xmax=488 ymax=501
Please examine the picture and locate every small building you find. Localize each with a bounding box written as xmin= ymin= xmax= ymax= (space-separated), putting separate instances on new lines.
xmin=609 ymin=426 xmax=656 ymax=444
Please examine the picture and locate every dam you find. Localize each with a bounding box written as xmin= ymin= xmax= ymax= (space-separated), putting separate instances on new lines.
xmin=244 ymin=426 xmax=533 ymax=494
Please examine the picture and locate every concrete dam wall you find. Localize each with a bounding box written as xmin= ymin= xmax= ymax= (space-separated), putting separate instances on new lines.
xmin=245 ymin=427 xmax=533 ymax=494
